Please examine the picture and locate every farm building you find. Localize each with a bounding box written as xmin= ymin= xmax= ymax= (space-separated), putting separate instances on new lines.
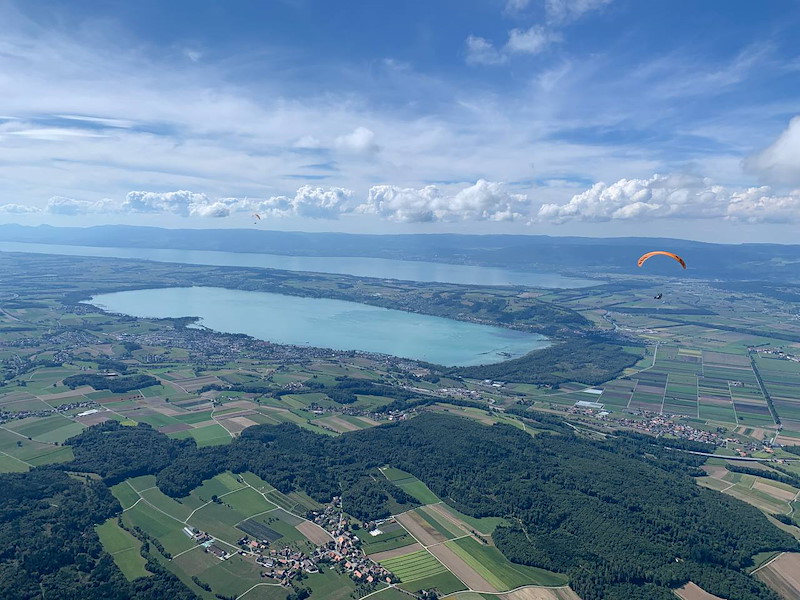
xmin=575 ymin=400 xmax=604 ymax=410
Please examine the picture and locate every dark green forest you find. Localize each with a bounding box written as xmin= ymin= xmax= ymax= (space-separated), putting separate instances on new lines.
xmin=62 ymin=373 xmax=160 ymax=393
xmin=0 ymin=470 xmax=197 ymax=600
xmin=448 ymin=338 xmax=643 ymax=386
xmin=46 ymin=413 xmax=795 ymax=600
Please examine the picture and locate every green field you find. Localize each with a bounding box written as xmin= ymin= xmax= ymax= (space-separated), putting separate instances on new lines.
xmin=173 ymin=410 xmax=215 ymax=424
xmin=122 ymin=502 xmax=196 ymax=555
xmin=362 ymin=523 xmax=416 ymax=555
xmin=415 ymin=507 xmax=462 ymax=539
xmin=303 ymin=570 xmax=358 ymax=600
xmin=437 ymin=503 xmax=508 ymax=535
xmin=0 ymin=429 xmax=74 ymax=467
xmin=224 ymin=486 xmax=279 ymax=516
xmin=381 ymin=549 xmax=448 ymax=582
xmin=140 ymin=486 xmax=195 ymax=521
xmin=95 ymin=518 xmax=149 ymax=580
xmin=381 ymin=467 xmax=440 ymax=504
xmin=369 ymin=587 xmax=415 ymax=600
xmin=446 ymin=537 xmax=568 ymax=590
xmin=4 ymin=414 xmax=85 ymax=442
xmin=397 ymin=571 xmax=466 ymax=595
xmin=0 ymin=453 xmax=29 ymax=472
xmin=168 ymin=423 xmax=232 ymax=446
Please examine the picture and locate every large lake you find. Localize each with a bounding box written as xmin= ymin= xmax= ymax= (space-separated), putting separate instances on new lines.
xmin=88 ymin=287 xmax=549 ymax=366
xmin=0 ymin=241 xmax=596 ymax=288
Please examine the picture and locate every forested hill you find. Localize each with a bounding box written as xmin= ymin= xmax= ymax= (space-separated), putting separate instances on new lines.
xmin=56 ymin=414 xmax=796 ymax=600
xmin=3 ymin=224 xmax=800 ymax=281
xmin=0 ymin=470 xmax=197 ymax=600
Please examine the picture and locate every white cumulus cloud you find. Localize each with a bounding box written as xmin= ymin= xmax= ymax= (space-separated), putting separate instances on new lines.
xmin=726 ymin=186 xmax=800 ymax=224
xmin=335 ymin=127 xmax=379 ymax=155
xmin=249 ymin=186 xmax=354 ymax=219
xmin=359 ymin=180 xmax=530 ymax=223
xmin=0 ymin=203 xmax=40 ymax=213
xmin=122 ymin=190 xmax=215 ymax=217
xmin=746 ymin=115 xmax=800 ymax=185
xmin=189 ymin=201 xmax=231 ymax=218
xmin=45 ymin=196 xmax=118 ymax=215
xmin=537 ymin=173 xmax=800 ymax=224
xmin=469 ymin=0 xmax=607 ymax=66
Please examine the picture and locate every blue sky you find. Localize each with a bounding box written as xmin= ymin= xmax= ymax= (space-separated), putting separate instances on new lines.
xmin=0 ymin=0 xmax=799 ymax=241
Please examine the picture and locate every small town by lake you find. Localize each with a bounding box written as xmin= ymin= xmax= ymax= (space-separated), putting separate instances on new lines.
xmin=88 ymin=286 xmax=549 ymax=366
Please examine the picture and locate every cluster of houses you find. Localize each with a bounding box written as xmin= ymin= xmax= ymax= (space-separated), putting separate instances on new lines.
xmin=616 ymin=412 xmax=725 ymax=446
xmin=428 ymin=386 xmax=485 ymax=401
xmin=309 ymin=497 xmax=396 ymax=585
xmin=180 ymin=496 xmax=397 ymax=588
xmin=115 ymin=326 xmax=390 ymax=367
xmin=0 ymin=399 xmax=99 ymax=425
xmin=749 ymin=346 xmax=800 ymax=363
xmin=182 ymin=527 xmax=231 ymax=560
xmin=249 ymin=544 xmax=318 ymax=583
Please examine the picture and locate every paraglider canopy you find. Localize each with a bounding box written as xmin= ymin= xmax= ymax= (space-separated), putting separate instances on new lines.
xmin=637 ymin=251 xmax=686 ymax=269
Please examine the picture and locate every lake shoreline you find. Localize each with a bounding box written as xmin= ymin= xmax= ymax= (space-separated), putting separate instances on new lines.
xmin=86 ymin=286 xmax=550 ymax=366
xmin=0 ymin=241 xmax=598 ymax=289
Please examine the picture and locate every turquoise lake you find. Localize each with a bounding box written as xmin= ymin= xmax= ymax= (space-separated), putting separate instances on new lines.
xmin=0 ymin=241 xmax=597 ymax=288
xmin=88 ymin=286 xmax=548 ymax=366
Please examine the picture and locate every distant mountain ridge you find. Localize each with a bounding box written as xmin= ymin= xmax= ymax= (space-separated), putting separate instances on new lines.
xmin=1 ymin=224 xmax=799 ymax=281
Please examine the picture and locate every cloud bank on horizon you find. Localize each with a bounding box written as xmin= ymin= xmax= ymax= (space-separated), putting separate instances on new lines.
xmin=0 ymin=0 xmax=798 ymax=240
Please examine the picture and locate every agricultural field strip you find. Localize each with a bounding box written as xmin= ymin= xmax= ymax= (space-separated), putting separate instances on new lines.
xmin=727 ymin=381 xmax=740 ymax=425
xmin=183 ymin=486 xmax=247 ymax=523
xmin=445 ymin=582 xmax=579 ymax=597
xmin=384 ymin=502 xmax=559 ymax=594
xmin=385 ymin=505 xmax=467 ymax=588
xmin=171 ymin=544 xmax=203 ymax=560
xmin=233 ymin=507 xmax=280 ymax=527
xmin=222 ymin=581 xmax=285 ymax=600
xmin=750 ymin=551 xmax=785 ymax=575
xmin=0 ymin=448 xmax=32 ymax=467
xmin=122 ymin=498 xmax=144 ymax=512
xmin=210 ymin=404 xmax=236 ymax=439
xmin=626 ymin=379 xmax=638 ymax=409
xmin=0 ymin=424 xmax=47 ymax=444
xmin=702 ymin=470 xmax=798 ymax=514
xmin=238 ymin=478 xmax=333 ymax=542
xmin=357 ymin=585 xmax=404 ymax=600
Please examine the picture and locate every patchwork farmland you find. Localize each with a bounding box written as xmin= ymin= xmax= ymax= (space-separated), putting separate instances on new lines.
xmin=360 ymin=469 xmax=573 ymax=598
xmin=536 ymin=344 xmax=797 ymax=433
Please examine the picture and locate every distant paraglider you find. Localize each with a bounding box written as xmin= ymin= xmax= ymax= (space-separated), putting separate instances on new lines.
xmin=637 ymin=251 xmax=685 ymax=302
xmin=637 ymin=251 xmax=686 ymax=269
xmin=252 ymin=213 xmax=261 ymax=224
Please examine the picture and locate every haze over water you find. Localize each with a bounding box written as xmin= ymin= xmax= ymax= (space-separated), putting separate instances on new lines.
xmin=0 ymin=241 xmax=596 ymax=288
xmin=88 ymin=286 xmax=549 ymax=366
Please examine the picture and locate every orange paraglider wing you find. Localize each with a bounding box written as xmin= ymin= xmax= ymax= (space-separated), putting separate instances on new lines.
xmin=637 ymin=251 xmax=686 ymax=269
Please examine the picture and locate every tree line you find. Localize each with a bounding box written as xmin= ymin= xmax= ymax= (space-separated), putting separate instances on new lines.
xmin=62 ymin=373 xmax=160 ymax=393
xmin=447 ymin=337 xmax=643 ymax=386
